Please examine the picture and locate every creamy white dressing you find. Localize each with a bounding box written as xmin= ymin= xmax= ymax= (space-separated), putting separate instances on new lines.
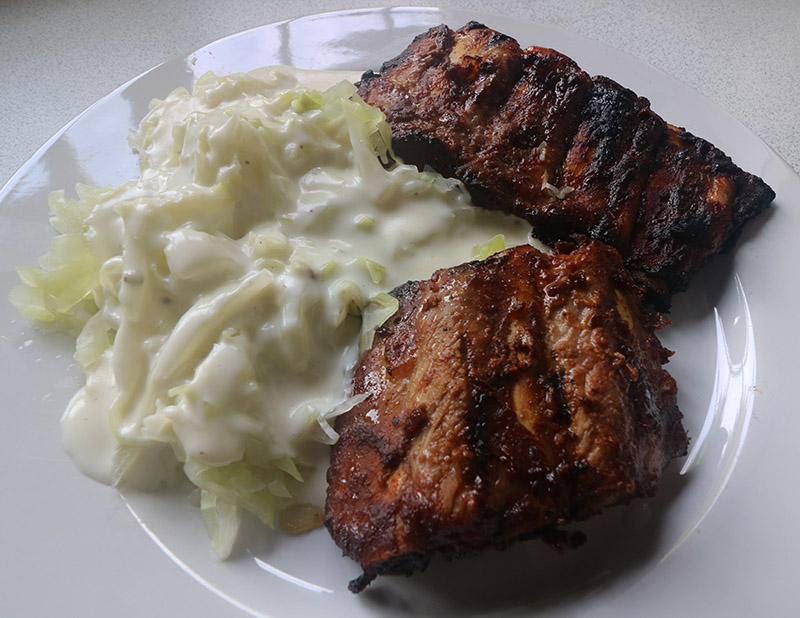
xmin=53 ymin=66 xmax=533 ymax=548
xmin=61 ymin=351 xmax=119 ymax=484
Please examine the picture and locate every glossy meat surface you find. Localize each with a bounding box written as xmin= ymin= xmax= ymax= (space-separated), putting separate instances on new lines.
xmin=357 ymin=22 xmax=775 ymax=302
xmin=325 ymin=242 xmax=687 ymax=591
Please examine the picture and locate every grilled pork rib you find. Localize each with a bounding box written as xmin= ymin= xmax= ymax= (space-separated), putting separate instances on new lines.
xmin=357 ymin=22 xmax=775 ymax=303
xmin=325 ymin=242 xmax=687 ymax=592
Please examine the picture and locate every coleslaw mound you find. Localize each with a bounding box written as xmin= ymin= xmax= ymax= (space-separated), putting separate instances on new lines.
xmin=11 ymin=67 xmax=532 ymax=557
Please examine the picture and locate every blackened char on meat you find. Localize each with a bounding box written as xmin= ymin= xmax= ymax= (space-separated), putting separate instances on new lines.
xmin=325 ymin=242 xmax=687 ymax=591
xmin=357 ymin=22 xmax=775 ymax=304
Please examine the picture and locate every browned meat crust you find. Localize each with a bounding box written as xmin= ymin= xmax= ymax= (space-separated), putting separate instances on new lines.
xmin=357 ymin=22 xmax=775 ymax=303
xmin=325 ymin=242 xmax=687 ymax=592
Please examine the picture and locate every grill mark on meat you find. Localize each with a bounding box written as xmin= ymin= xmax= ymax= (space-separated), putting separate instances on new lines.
xmin=358 ymin=23 xmax=774 ymax=305
xmin=325 ymin=242 xmax=686 ymax=591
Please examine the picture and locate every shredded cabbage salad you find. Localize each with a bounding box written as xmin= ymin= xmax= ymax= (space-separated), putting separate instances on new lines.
xmin=11 ymin=67 xmax=531 ymax=557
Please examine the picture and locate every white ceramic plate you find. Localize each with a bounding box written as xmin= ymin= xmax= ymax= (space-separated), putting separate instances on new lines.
xmin=2 ymin=7 xmax=798 ymax=618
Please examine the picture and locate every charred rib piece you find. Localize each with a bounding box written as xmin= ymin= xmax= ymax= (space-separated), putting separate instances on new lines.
xmin=325 ymin=242 xmax=687 ymax=592
xmin=358 ymin=22 xmax=775 ymax=303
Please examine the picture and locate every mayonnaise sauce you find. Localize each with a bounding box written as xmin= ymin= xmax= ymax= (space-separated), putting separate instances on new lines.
xmin=61 ymin=351 xmax=119 ymax=484
xmin=59 ymin=66 xmax=533 ymax=536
